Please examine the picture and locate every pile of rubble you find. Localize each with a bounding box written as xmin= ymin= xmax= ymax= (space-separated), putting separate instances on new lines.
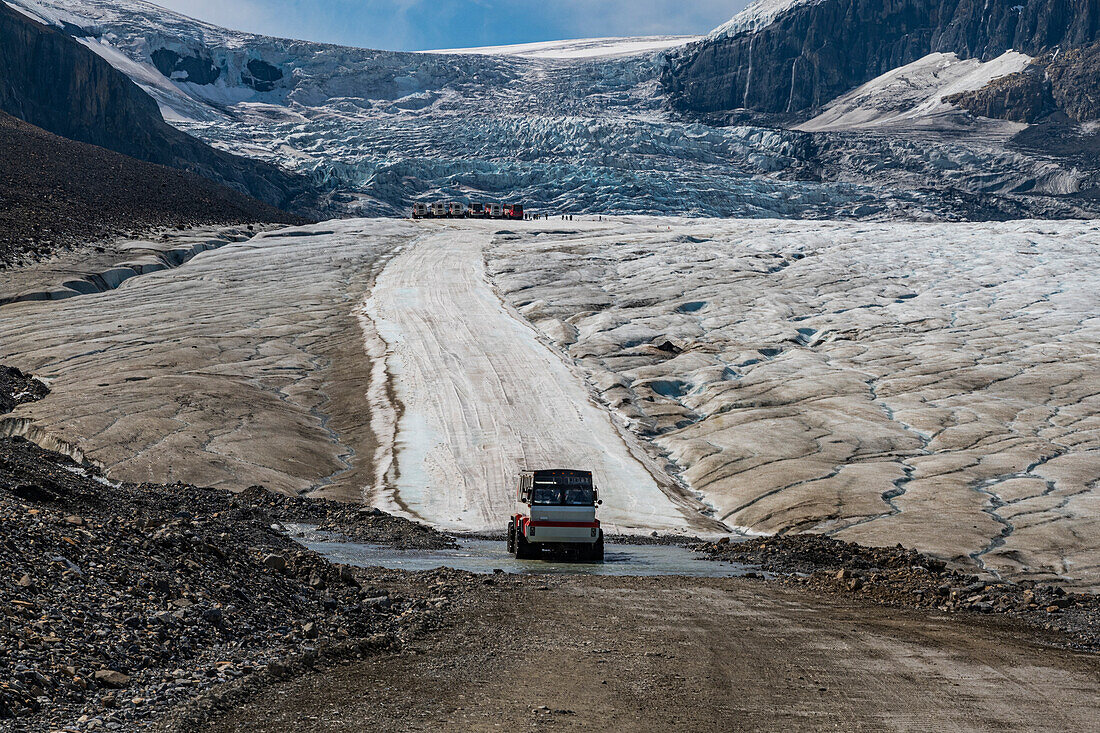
xmin=240 ymin=487 xmax=456 ymax=550
xmin=698 ymin=535 xmax=1100 ymax=653
xmin=0 ymin=366 xmax=458 ymax=730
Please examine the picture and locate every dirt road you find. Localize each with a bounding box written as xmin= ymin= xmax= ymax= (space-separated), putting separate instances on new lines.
xmin=204 ymin=574 xmax=1100 ymax=732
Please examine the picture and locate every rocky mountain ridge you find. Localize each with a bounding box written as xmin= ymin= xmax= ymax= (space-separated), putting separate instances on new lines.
xmin=664 ymin=0 xmax=1100 ymax=120
xmin=0 ymin=1 xmax=315 ymax=215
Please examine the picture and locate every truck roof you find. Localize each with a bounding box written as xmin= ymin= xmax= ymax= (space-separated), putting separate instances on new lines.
xmin=521 ymin=468 xmax=592 ymax=477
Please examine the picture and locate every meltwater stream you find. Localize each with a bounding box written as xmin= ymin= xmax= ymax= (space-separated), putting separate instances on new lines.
xmin=285 ymin=525 xmax=761 ymax=577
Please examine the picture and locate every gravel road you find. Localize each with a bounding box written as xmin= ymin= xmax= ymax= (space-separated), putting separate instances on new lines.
xmin=201 ymin=574 xmax=1100 ymax=732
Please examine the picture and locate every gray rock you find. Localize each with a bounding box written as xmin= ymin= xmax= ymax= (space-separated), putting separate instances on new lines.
xmin=262 ymin=553 xmax=287 ymax=572
xmin=93 ymin=670 xmax=131 ymax=688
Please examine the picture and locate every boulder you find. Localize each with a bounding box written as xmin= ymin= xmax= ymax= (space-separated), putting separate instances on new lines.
xmin=262 ymin=553 xmax=287 ymax=572
xmin=93 ymin=670 xmax=130 ymax=688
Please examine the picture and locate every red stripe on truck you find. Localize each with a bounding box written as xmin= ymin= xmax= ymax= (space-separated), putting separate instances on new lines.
xmin=522 ymin=518 xmax=600 ymax=529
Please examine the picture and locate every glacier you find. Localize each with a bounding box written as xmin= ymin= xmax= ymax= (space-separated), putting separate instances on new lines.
xmin=3 ymin=216 xmax=1097 ymax=583
xmin=486 ymin=216 xmax=1100 ymax=586
xmin=7 ymin=0 xmax=1095 ymax=220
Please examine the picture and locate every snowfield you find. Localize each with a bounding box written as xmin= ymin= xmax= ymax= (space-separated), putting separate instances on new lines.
xmin=425 ymin=36 xmax=700 ymax=59
xmin=487 ymin=217 xmax=1100 ymax=586
xmin=2 ymin=217 xmax=1097 ymax=585
xmin=798 ymin=51 xmax=1033 ymax=132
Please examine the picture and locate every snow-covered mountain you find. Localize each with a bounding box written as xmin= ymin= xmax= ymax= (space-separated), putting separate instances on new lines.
xmin=0 ymin=1 xmax=311 ymax=213
xmin=708 ymin=0 xmax=819 ymax=41
xmin=668 ymin=0 xmax=1100 ymax=121
xmin=797 ymin=51 xmax=1034 ymax=132
xmin=6 ymin=0 xmax=1098 ymax=219
xmin=8 ymin=0 xmax=850 ymax=218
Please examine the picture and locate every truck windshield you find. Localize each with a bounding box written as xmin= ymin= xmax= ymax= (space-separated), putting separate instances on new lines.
xmin=531 ymin=482 xmax=594 ymax=505
xmin=564 ymin=487 xmax=594 ymax=505
xmin=532 ymin=487 xmax=561 ymax=505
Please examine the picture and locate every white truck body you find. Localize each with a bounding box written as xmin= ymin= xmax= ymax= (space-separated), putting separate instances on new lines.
xmin=509 ymin=469 xmax=603 ymax=560
xmin=515 ymin=502 xmax=600 ymax=544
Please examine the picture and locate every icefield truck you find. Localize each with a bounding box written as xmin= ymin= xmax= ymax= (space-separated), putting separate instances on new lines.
xmin=508 ymin=469 xmax=604 ymax=561
xmin=410 ymin=201 xmax=522 ymax=219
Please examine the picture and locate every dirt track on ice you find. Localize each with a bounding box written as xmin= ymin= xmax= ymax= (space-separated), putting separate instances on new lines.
xmin=204 ymin=574 xmax=1100 ymax=732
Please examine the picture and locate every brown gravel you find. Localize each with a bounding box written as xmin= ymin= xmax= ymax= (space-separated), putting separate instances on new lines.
xmin=199 ymin=573 xmax=1100 ymax=733
xmin=0 ymin=112 xmax=307 ymax=268
xmin=0 ymin=364 xmax=456 ymax=731
xmin=698 ymin=534 xmax=1100 ymax=654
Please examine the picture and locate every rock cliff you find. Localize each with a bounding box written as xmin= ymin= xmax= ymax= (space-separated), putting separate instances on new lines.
xmin=944 ymin=65 xmax=1055 ymax=122
xmin=0 ymin=2 xmax=313 ymax=214
xmin=1044 ymin=42 xmax=1100 ymax=121
xmin=664 ymin=0 xmax=1100 ymax=118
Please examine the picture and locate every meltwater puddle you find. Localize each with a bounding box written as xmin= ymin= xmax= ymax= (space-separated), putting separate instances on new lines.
xmin=284 ymin=524 xmax=763 ymax=578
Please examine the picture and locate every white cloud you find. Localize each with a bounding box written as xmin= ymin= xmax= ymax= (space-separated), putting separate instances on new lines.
xmin=550 ymin=0 xmax=745 ymax=37
xmin=151 ymin=0 xmax=749 ymax=49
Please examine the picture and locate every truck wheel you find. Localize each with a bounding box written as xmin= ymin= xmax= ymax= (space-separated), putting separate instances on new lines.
xmin=514 ymin=528 xmax=533 ymax=560
xmin=592 ymin=531 xmax=604 ymax=562
xmin=507 ymin=520 xmax=515 ymax=554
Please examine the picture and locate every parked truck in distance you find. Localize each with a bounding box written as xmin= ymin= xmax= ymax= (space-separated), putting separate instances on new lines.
xmin=508 ymin=469 xmax=604 ymax=561
xmin=411 ymin=201 xmax=528 ymax=220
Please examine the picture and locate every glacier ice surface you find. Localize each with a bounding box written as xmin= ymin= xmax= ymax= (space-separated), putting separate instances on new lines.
xmin=11 ymin=0 xmax=1087 ymax=219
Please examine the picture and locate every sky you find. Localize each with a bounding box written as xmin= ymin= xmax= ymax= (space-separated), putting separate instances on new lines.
xmin=153 ymin=0 xmax=748 ymax=51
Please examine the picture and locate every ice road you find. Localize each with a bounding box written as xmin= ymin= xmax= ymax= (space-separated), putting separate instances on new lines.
xmin=361 ymin=223 xmax=714 ymax=533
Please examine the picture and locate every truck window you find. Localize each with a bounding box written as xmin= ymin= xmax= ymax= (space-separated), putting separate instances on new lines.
xmin=532 ymin=486 xmax=560 ymax=505
xmin=564 ymin=487 xmax=594 ymax=505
